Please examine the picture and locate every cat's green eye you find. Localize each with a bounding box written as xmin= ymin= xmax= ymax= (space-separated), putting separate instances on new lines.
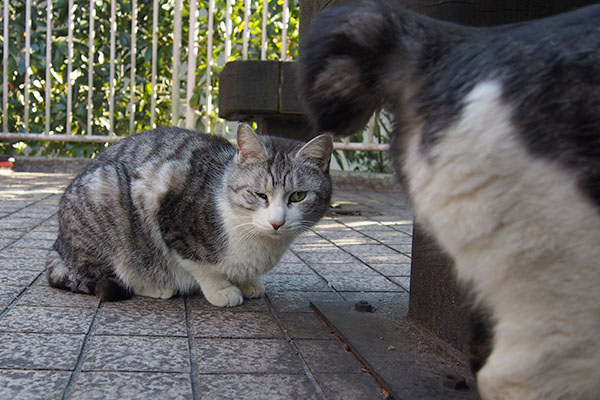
xmin=289 ymin=191 xmax=307 ymax=203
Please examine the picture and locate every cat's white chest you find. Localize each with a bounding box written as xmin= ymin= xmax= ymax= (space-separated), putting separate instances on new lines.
xmin=401 ymin=81 xmax=600 ymax=290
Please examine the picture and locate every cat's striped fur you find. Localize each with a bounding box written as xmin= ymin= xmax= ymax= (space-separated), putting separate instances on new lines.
xmin=47 ymin=124 xmax=332 ymax=307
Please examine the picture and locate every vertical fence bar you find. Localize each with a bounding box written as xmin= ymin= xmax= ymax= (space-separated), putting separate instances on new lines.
xmin=24 ymin=0 xmax=31 ymax=132
xmin=224 ymin=0 xmax=231 ymax=60
xmin=108 ymin=0 xmax=116 ymax=135
xmin=66 ymin=0 xmax=74 ymax=134
xmin=45 ymin=0 xmax=53 ymax=134
xmin=86 ymin=0 xmax=95 ymax=135
xmin=242 ymin=0 xmax=250 ymax=60
xmin=171 ymin=0 xmax=181 ymax=126
xmin=204 ymin=0 xmax=214 ymax=133
xmin=128 ymin=0 xmax=137 ymax=134
xmin=150 ymin=0 xmax=158 ymax=128
xmin=184 ymin=0 xmax=197 ymax=129
xmin=260 ymin=0 xmax=267 ymax=60
xmin=281 ymin=0 xmax=288 ymax=61
xmin=2 ymin=0 xmax=7 ymax=132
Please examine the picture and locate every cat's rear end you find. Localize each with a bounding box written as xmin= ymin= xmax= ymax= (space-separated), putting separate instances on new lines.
xmin=300 ymin=2 xmax=600 ymax=399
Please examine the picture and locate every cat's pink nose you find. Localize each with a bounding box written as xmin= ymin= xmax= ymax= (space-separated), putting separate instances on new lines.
xmin=270 ymin=221 xmax=284 ymax=230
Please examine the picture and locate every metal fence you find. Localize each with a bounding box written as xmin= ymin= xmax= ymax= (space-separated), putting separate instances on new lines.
xmin=0 ymin=0 xmax=389 ymax=154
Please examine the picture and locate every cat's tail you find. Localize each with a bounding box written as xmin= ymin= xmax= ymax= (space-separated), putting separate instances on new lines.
xmin=298 ymin=1 xmax=462 ymax=136
xmin=46 ymin=250 xmax=132 ymax=301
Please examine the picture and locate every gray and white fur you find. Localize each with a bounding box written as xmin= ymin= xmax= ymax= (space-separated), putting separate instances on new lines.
xmin=47 ymin=124 xmax=332 ymax=307
xmin=300 ymin=2 xmax=600 ymax=399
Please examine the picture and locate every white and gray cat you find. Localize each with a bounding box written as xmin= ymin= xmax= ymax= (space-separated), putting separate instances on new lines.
xmin=46 ymin=124 xmax=332 ymax=307
xmin=300 ymin=2 xmax=599 ymax=399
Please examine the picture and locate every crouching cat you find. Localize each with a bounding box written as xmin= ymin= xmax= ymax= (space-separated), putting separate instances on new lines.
xmin=46 ymin=124 xmax=332 ymax=307
xmin=300 ymin=1 xmax=600 ymax=399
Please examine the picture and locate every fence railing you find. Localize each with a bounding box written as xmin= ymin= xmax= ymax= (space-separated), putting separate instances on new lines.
xmin=0 ymin=0 xmax=389 ymax=157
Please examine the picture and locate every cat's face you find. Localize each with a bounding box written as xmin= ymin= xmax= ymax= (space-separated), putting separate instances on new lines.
xmin=225 ymin=125 xmax=333 ymax=238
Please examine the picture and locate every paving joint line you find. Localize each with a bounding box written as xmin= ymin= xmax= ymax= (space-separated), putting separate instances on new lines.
xmin=61 ymin=301 xmax=104 ymax=400
xmin=0 ymin=271 xmax=47 ymax=321
xmin=264 ymin=294 xmax=329 ymax=400
xmin=184 ymin=297 xmax=201 ymax=400
xmin=307 ymin=228 xmax=405 ymax=290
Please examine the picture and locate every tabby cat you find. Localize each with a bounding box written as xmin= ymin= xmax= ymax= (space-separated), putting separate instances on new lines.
xmin=300 ymin=2 xmax=600 ymax=399
xmin=46 ymin=124 xmax=332 ymax=307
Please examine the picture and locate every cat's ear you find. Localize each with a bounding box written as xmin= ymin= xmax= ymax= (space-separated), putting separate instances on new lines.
xmin=296 ymin=134 xmax=333 ymax=172
xmin=236 ymin=124 xmax=267 ymax=163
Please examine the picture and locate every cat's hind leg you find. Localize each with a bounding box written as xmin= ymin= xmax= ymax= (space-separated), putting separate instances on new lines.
xmin=46 ymin=250 xmax=95 ymax=294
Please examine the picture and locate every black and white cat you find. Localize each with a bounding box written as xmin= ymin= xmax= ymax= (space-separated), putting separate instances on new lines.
xmin=46 ymin=124 xmax=332 ymax=307
xmin=300 ymin=2 xmax=600 ymax=399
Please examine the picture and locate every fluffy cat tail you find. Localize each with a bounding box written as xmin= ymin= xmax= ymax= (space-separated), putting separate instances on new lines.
xmin=46 ymin=250 xmax=132 ymax=301
xmin=298 ymin=1 xmax=461 ymax=136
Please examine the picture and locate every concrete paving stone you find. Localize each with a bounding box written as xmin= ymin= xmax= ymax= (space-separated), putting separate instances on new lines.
xmin=310 ymin=261 xmax=380 ymax=276
xmin=316 ymin=372 xmax=387 ymax=400
xmin=329 ymin=234 xmax=381 ymax=246
xmin=9 ymin=238 xmax=55 ymax=250
xmin=339 ymin=292 xmax=410 ymax=315
xmin=279 ymin=250 xmax=302 ymax=263
xmin=278 ymin=312 xmax=334 ymax=340
xmin=293 ymin=248 xmax=356 ymax=264
xmin=0 ymin=218 xmax=41 ymax=230
xmin=17 ymin=286 xmax=100 ymax=308
xmin=325 ymin=274 xmax=404 ymax=292
xmin=291 ymin=239 xmax=337 ymax=251
xmin=0 ymin=238 xmax=15 ymax=249
xmin=21 ymin=230 xmax=58 ymax=240
xmin=96 ymin=301 xmax=186 ymax=337
xmin=0 ymin=248 xmax=49 ymax=260
xmin=263 ymin=273 xmax=330 ymax=292
xmin=0 ymin=305 xmax=95 ymax=334
xmin=389 ymin=276 xmax=411 ymax=292
xmin=69 ymin=372 xmax=192 ymax=400
xmin=0 ymin=269 xmax=42 ymax=285
xmin=387 ymin=243 xmax=413 ymax=255
xmin=82 ymin=335 xmax=190 ymax=372
xmin=270 ymin=262 xmax=315 ymax=275
xmin=295 ymin=339 xmax=364 ymax=374
xmin=0 ymin=229 xmax=24 ymax=240
xmin=0 ymin=257 xmax=47 ymax=271
xmin=267 ymin=291 xmax=343 ymax=313
xmin=0 ymin=332 xmax=85 ymax=369
xmin=292 ymin=230 xmax=322 ymax=243
xmin=363 ymin=230 xmax=413 ymax=244
xmin=0 ymin=285 xmax=22 ymax=306
xmin=196 ymin=374 xmax=320 ymax=400
xmin=188 ymin=295 xmax=270 ymax=313
xmin=341 ymin=244 xmax=412 ymax=264
xmin=29 ymin=223 xmax=58 ymax=232
xmin=191 ymin=310 xmax=282 ymax=339
xmin=195 ymin=338 xmax=302 ymax=374
xmin=0 ymin=370 xmax=71 ymax=399
xmin=371 ymin=263 xmax=412 ymax=277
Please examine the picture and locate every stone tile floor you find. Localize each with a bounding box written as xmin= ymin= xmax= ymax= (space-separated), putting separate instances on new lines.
xmin=0 ymin=173 xmax=414 ymax=399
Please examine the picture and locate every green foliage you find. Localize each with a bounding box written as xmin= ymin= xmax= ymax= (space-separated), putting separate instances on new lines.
xmin=0 ymin=0 xmax=299 ymax=157
xmin=334 ymin=111 xmax=393 ymax=173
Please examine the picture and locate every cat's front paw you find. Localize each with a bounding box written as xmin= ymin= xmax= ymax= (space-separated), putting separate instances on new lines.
xmin=205 ymin=285 xmax=244 ymax=307
xmin=239 ymin=279 xmax=265 ymax=299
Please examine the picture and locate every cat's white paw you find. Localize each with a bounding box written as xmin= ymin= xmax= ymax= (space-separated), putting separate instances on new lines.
xmin=138 ymin=286 xmax=175 ymax=299
xmin=205 ymin=285 xmax=244 ymax=307
xmin=240 ymin=279 xmax=265 ymax=299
